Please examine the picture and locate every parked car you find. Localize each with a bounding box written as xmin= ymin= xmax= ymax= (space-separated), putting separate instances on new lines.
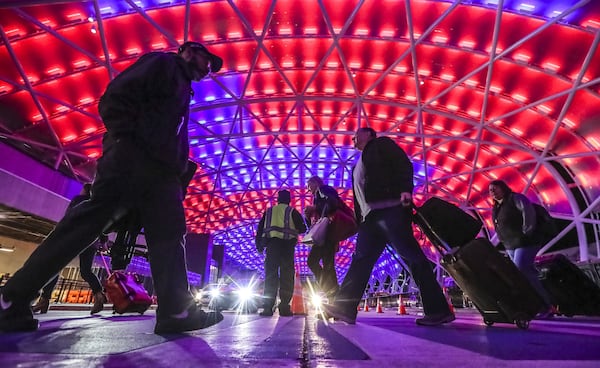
xmin=196 ymin=281 xmax=262 ymax=313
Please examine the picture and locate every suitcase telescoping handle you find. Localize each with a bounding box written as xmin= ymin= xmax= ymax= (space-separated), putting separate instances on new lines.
xmin=411 ymin=203 xmax=452 ymax=255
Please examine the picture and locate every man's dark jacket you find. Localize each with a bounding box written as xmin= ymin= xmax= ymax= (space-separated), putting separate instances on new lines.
xmin=98 ymin=52 xmax=193 ymax=176
xmin=352 ymin=136 xmax=414 ymax=221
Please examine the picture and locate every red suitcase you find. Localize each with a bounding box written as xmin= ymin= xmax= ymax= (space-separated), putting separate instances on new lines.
xmin=105 ymin=271 xmax=152 ymax=314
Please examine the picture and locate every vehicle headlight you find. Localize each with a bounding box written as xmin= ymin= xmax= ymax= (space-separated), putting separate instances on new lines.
xmin=236 ymin=286 xmax=253 ymax=302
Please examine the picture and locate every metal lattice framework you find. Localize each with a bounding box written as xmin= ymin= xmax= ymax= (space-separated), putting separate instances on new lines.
xmin=1 ymin=0 xmax=600 ymax=282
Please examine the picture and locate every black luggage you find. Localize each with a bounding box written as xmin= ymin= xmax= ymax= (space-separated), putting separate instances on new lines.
xmin=412 ymin=197 xmax=483 ymax=249
xmin=413 ymin=198 xmax=544 ymax=329
xmin=440 ymin=239 xmax=544 ymax=329
xmin=577 ymin=260 xmax=600 ymax=288
xmin=536 ymin=254 xmax=600 ymax=317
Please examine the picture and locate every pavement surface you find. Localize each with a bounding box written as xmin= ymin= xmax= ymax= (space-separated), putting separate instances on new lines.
xmin=1 ymin=305 xmax=599 ymax=367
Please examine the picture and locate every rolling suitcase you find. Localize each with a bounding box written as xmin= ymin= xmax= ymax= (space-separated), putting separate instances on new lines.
xmin=577 ymin=260 xmax=600 ymax=288
xmin=104 ymin=271 xmax=152 ymax=314
xmin=413 ymin=199 xmax=544 ymax=329
xmin=440 ymin=239 xmax=544 ymax=329
xmin=412 ymin=197 xmax=483 ymax=249
xmin=536 ymin=254 xmax=600 ymax=317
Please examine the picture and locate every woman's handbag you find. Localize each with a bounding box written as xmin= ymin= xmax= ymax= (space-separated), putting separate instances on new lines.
xmin=327 ymin=201 xmax=358 ymax=243
xmin=301 ymin=217 xmax=331 ymax=246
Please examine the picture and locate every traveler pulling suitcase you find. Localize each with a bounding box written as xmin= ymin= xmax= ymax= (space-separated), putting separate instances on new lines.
xmin=536 ymin=254 xmax=600 ymax=317
xmin=413 ymin=197 xmax=544 ymax=329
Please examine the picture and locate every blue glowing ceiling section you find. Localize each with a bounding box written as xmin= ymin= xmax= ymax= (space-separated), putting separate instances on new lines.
xmin=214 ymin=223 xmax=359 ymax=278
xmin=441 ymin=0 xmax=589 ymax=24
xmin=213 ymin=222 xmax=260 ymax=268
xmin=373 ymin=250 xmax=406 ymax=278
xmin=191 ymin=148 xmax=358 ymax=188
xmin=89 ymin=0 xmax=593 ymax=28
xmin=191 ymin=74 xmax=239 ymax=105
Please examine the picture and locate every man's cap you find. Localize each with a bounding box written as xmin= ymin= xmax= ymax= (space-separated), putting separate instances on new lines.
xmin=178 ymin=41 xmax=223 ymax=73
xmin=277 ymin=190 xmax=291 ymax=204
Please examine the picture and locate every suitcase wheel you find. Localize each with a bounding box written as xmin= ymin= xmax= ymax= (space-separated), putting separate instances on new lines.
xmin=515 ymin=319 xmax=530 ymax=330
xmin=483 ymin=319 xmax=494 ymax=327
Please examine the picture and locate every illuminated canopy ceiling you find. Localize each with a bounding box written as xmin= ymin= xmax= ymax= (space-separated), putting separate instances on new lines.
xmin=1 ymin=0 xmax=600 ymax=280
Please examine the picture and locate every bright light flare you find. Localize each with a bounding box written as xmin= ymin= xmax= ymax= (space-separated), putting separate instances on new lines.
xmin=228 ymin=275 xmax=262 ymax=315
xmin=235 ymin=286 xmax=254 ymax=302
xmin=304 ymin=278 xmax=332 ymax=324
xmin=311 ymin=293 xmax=324 ymax=308
xmin=210 ymin=289 xmax=221 ymax=298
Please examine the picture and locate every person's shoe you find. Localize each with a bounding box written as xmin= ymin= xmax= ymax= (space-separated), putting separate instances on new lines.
xmin=278 ymin=306 xmax=293 ymax=317
xmin=32 ymin=296 xmax=50 ymax=314
xmin=259 ymin=307 xmax=274 ymax=317
xmin=415 ymin=312 xmax=455 ymax=326
xmin=321 ymin=304 xmax=356 ymax=324
xmin=154 ymin=304 xmax=223 ymax=334
xmin=0 ymin=291 xmax=39 ymax=332
xmin=90 ymin=291 xmax=107 ymax=315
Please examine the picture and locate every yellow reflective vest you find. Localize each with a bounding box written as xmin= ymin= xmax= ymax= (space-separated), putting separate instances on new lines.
xmin=264 ymin=204 xmax=299 ymax=240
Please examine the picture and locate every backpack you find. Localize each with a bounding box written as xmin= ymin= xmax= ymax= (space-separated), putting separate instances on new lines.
xmin=532 ymin=203 xmax=559 ymax=244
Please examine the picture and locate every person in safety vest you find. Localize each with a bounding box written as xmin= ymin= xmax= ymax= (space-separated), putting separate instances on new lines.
xmin=255 ymin=190 xmax=307 ymax=316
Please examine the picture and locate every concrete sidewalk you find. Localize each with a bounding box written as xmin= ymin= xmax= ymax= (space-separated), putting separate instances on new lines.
xmin=1 ymin=307 xmax=599 ymax=367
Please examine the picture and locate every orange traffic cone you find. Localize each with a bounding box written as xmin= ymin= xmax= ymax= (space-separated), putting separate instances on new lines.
xmin=376 ymin=298 xmax=384 ymax=313
xmin=363 ymin=301 xmax=369 ymax=312
xmin=291 ymin=272 xmax=306 ymax=315
xmin=397 ymin=295 xmax=407 ymax=315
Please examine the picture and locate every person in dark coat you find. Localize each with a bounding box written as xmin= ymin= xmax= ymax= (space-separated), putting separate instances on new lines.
xmin=322 ymin=127 xmax=454 ymax=326
xmin=0 ymin=41 xmax=224 ymax=334
xmin=489 ymin=179 xmax=555 ymax=319
xmin=304 ymin=176 xmax=342 ymax=299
